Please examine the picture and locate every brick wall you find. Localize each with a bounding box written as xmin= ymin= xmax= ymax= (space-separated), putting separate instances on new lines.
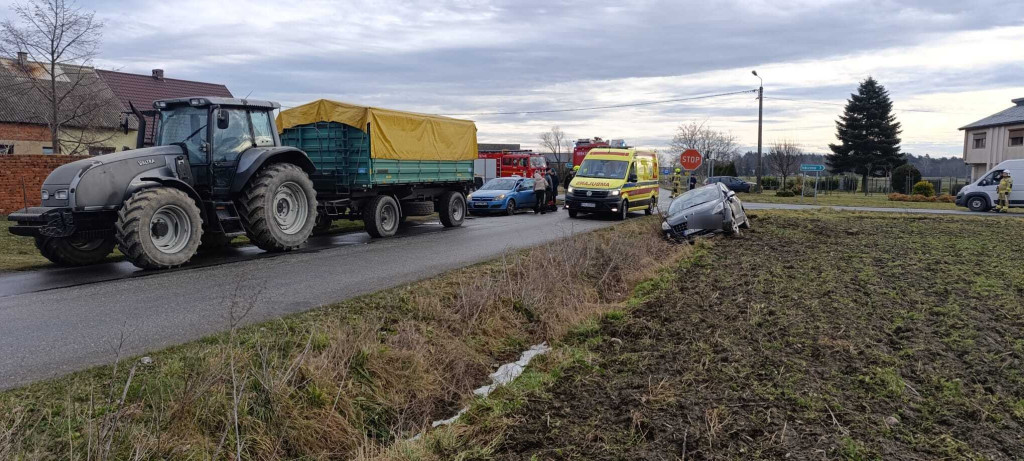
xmin=0 ymin=155 xmax=80 ymax=214
xmin=0 ymin=123 xmax=50 ymax=142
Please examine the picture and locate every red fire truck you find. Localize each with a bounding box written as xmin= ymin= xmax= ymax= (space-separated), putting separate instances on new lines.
xmin=478 ymin=150 xmax=548 ymax=178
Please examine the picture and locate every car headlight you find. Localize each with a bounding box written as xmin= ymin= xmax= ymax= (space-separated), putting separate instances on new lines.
xmin=661 ymin=221 xmax=670 ymax=231
xmin=495 ymin=194 xmax=505 ymax=200
xmin=567 ymin=186 xmax=574 ymax=193
xmin=41 ymin=190 xmax=49 ymax=200
xmin=467 ymin=193 xmax=473 ymax=200
xmin=55 ymin=190 xmax=68 ymax=200
xmin=713 ymin=203 xmax=724 ymax=214
xmin=610 ymin=189 xmax=620 ymax=196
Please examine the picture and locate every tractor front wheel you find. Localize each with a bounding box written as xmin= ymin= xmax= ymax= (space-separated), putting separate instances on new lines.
xmin=35 ymin=234 xmax=115 ymax=266
xmin=116 ymin=187 xmax=203 ymax=269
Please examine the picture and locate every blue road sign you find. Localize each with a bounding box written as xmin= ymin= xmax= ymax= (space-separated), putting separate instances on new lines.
xmin=800 ymin=164 xmax=825 ymax=172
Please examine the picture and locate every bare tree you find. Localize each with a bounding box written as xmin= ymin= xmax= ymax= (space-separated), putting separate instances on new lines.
xmin=766 ymin=140 xmax=803 ymax=187
xmin=1 ymin=0 xmax=116 ymax=155
xmin=539 ymin=126 xmax=569 ymax=166
xmin=668 ymin=121 xmax=738 ymax=176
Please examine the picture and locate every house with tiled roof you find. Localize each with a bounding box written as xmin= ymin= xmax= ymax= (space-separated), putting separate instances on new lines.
xmin=96 ymin=68 xmax=233 ymax=147
xmin=960 ymin=97 xmax=1024 ymax=179
xmin=0 ymin=52 xmax=134 ymax=156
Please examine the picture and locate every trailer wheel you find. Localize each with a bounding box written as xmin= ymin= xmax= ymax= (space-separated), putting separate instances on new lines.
xmin=116 ymin=187 xmax=203 ymax=269
xmin=363 ymin=195 xmax=400 ymax=238
xmin=438 ymin=191 xmax=466 ymax=228
xmin=401 ymin=201 xmax=435 ymax=217
xmin=239 ymin=163 xmax=317 ymax=251
xmin=35 ymin=234 xmax=115 ymax=266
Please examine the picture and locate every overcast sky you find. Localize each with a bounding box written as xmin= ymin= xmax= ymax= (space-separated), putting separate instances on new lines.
xmin=6 ymin=0 xmax=1024 ymax=157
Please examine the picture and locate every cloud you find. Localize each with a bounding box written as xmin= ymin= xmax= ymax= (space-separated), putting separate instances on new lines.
xmin=19 ymin=0 xmax=1021 ymax=157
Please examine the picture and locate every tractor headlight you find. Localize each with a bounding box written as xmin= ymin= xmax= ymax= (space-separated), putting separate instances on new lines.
xmin=41 ymin=190 xmax=49 ymax=200
xmin=610 ymin=189 xmax=620 ymax=196
xmin=55 ymin=189 xmax=68 ymax=200
xmin=495 ymin=194 xmax=505 ymax=200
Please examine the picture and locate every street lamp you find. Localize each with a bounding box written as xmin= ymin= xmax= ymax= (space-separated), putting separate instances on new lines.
xmin=752 ymin=70 xmax=764 ymax=193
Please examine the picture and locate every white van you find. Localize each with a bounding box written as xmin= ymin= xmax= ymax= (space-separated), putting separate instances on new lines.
xmin=956 ymin=159 xmax=1024 ymax=211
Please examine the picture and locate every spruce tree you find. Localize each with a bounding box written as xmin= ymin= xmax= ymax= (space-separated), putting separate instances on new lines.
xmin=827 ymin=77 xmax=904 ymax=194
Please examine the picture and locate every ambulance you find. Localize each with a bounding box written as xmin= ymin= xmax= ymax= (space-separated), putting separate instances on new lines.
xmin=565 ymin=148 xmax=659 ymax=220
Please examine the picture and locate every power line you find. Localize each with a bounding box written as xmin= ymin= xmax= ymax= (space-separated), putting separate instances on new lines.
xmin=440 ymin=89 xmax=758 ymax=116
xmin=765 ymin=96 xmax=951 ymax=114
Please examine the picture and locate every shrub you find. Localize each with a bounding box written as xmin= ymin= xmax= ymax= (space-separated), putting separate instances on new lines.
xmin=912 ymin=180 xmax=935 ymax=197
xmin=936 ymin=194 xmax=955 ymax=203
xmin=776 ymin=190 xmax=795 ymax=197
xmin=909 ymin=194 xmax=936 ymax=202
xmin=891 ymin=164 xmax=922 ymax=194
xmin=887 ymin=193 xmax=909 ymax=202
xmin=760 ymin=177 xmax=780 ymax=190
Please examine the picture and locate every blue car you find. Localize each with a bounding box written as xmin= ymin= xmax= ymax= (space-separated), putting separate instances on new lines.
xmin=468 ymin=177 xmax=539 ymax=215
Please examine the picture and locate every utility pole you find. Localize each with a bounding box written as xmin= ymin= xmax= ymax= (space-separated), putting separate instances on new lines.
xmin=752 ymin=70 xmax=764 ymax=193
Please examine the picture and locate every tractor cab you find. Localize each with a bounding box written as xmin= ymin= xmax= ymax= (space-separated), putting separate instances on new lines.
xmin=153 ymin=97 xmax=282 ymax=196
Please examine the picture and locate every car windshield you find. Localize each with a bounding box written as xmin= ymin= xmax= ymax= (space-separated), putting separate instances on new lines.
xmin=157 ymin=106 xmax=208 ymax=164
xmin=577 ymin=159 xmax=628 ymax=179
xmin=668 ymin=187 xmax=722 ymax=215
xmin=480 ymin=178 xmax=519 ymax=190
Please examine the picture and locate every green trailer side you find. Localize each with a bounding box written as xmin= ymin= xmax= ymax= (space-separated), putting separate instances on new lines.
xmin=280 ymin=122 xmax=474 ymax=195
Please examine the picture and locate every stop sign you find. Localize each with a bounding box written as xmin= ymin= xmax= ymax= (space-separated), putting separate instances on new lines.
xmin=679 ymin=149 xmax=702 ymax=171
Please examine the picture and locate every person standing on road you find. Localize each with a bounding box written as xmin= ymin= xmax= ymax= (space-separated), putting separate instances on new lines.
xmin=547 ymin=168 xmax=560 ymax=196
xmin=996 ymin=170 xmax=1012 ymax=212
xmin=564 ymin=165 xmax=578 ymax=190
xmin=533 ymin=170 xmax=547 ymax=214
xmin=670 ymin=168 xmax=682 ymax=198
xmin=688 ymin=173 xmax=698 ymax=190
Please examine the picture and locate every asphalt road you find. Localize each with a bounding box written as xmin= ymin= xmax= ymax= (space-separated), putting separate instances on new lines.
xmin=1 ymin=193 xmax=1017 ymax=389
xmin=0 ymin=200 xmax=662 ymax=389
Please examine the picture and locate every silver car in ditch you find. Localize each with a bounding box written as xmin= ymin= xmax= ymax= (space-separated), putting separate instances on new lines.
xmin=662 ymin=183 xmax=750 ymax=241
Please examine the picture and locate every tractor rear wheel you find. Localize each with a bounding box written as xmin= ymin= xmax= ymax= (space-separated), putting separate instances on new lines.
xmin=35 ymin=234 xmax=115 ymax=266
xmin=239 ymin=163 xmax=317 ymax=252
xmin=438 ymin=191 xmax=466 ymax=228
xmin=363 ymin=195 xmax=400 ymax=238
xmin=116 ymin=187 xmax=203 ymax=269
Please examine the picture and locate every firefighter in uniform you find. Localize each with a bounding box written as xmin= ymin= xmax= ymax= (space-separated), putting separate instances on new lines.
xmin=670 ymin=168 xmax=683 ymax=198
xmin=996 ymin=170 xmax=1012 ymax=212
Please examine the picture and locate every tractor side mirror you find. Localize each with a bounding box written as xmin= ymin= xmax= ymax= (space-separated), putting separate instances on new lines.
xmin=216 ymin=110 xmax=230 ymax=130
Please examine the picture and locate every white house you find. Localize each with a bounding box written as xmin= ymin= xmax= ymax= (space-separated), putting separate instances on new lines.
xmin=960 ymin=97 xmax=1024 ymax=179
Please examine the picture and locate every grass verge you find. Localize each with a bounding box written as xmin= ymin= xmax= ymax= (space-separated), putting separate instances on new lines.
xmin=0 ymin=215 xmax=688 ymax=459
xmin=737 ymin=192 xmax=966 ymax=210
xmin=401 ymin=209 xmax=1024 ymax=459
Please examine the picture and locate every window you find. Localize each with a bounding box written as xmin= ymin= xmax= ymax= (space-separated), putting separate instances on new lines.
xmin=249 ymin=111 xmax=275 ymax=147
xmin=42 ymin=146 xmax=54 ymax=155
xmin=88 ymin=146 xmax=115 ymax=156
xmin=1009 ymin=129 xmax=1023 ymax=147
xmin=212 ymin=109 xmax=253 ymax=163
xmin=973 ymin=132 xmax=986 ymax=149
xmin=0 ymin=144 xmax=12 ymax=155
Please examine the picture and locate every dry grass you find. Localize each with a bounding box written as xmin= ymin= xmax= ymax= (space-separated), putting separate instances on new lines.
xmin=0 ymin=215 xmax=688 ymax=459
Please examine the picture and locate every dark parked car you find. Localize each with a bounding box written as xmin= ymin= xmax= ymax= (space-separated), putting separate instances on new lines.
xmin=662 ymin=183 xmax=750 ymax=240
xmin=706 ymin=176 xmax=754 ymax=193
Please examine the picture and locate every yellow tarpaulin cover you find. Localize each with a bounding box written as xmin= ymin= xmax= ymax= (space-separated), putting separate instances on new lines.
xmin=276 ymin=99 xmax=478 ymax=161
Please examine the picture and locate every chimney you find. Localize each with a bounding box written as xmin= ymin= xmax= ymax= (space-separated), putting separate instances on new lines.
xmin=16 ymin=51 xmax=27 ymax=66
xmin=152 ymin=68 xmax=164 ymax=80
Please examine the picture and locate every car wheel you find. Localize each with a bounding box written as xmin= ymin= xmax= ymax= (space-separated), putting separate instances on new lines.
xmin=568 ymin=209 xmax=578 ymax=218
xmin=967 ymin=195 xmax=989 ymax=212
xmin=506 ymin=199 xmax=516 ymax=216
xmin=645 ymin=201 xmax=653 ymax=215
